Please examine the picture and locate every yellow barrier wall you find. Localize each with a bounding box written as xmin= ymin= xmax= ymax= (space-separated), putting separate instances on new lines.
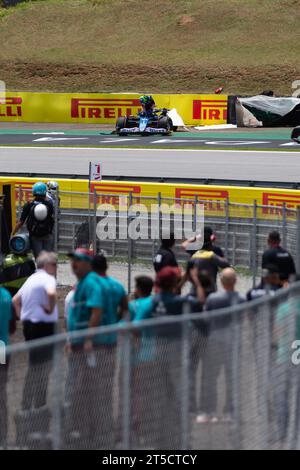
xmin=3 ymin=177 xmax=300 ymax=221
xmin=0 ymin=92 xmax=228 ymax=126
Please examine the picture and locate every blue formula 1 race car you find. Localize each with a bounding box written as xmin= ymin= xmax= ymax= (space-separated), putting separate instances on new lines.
xmin=116 ymin=95 xmax=174 ymax=136
xmin=116 ymin=108 xmax=173 ymax=136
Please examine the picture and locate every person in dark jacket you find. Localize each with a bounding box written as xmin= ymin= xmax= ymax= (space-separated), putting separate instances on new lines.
xmin=153 ymin=233 xmax=178 ymax=273
xmin=262 ymin=231 xmax=296 ymax=282
xmin=12 ymin=182 xmax=55 ymax=259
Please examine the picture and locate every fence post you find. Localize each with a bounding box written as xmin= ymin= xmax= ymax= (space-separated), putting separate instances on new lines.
xmin=17 ymin=184 xmax=23 ymax=219
xmin=180 ymin=307 xmax=191 ymax=450
xmin=232 ymin=310 xmax=242 ymax=449
xmin=282 ymin=202 xmax=287 ymax=249
xmin=252 ymin=200 xmax=258 ymax=287
xmin=193 ymin=195 xmax=198 ymax=234
xmin=127 ymin=193 xmax=133 ymax=294
xmin=72 ymin=223 xmax=75 ymax=251
xmin=54 ymin=188 xmax=59 ymax=253
xmin=286 ymin=299 xmax=299 ymax=449
xmin=158 ymin=192 xmax=162 ymax=239
xmin=225 ymin=198 xmax=230 ymax=259
xmin=93 ymin=188 xmax=97 ymax=254
xmin=232 ymin=231 xmax=236 ymax=266
xmin=51 ymin=340 xmax=64 ymax=450
xmin=260 ymin=301 xmax=272 ymax=449
xmin=88 ymin=189 xmax=92 ymax=247
xmin=122 ymin=328 xmax=132 ymax=449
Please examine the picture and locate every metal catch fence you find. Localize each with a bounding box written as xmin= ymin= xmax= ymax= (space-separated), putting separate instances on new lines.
xmin=2 ymin=283 xmax=300 ymax=450
xmin=15 ymin=188 xmax=300 ymax=291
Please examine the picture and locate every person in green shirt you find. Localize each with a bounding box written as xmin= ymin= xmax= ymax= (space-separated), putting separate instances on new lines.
xmin=0 ymin=286 xmax=14 ymax=447
xmin=129 ymin=275 xmax=155 ymax=363
xmin=0 ymin=287 xmax=13 ymax=349
xmin=67 ymin=251 xmax=107 ymax=347
xmin=128 ymin=275 xmax=156 ymax=446
xmin=67 ymin=248 xmax=115 ymax=449
xmin=92 ymin=253 xmax=128 ymax=325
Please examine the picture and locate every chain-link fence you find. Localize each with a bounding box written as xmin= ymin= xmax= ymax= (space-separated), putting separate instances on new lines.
xmin=15 ymin=187 xmax=300 ymax=291
xmin=2 ymin=283 xmax=300 ymax=450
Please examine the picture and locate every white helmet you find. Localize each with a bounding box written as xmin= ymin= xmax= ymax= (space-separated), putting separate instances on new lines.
xmin=34 ymin=203 xmax=48 ymax=221
xmin=47 ymin=181 xmax=59 ymax=191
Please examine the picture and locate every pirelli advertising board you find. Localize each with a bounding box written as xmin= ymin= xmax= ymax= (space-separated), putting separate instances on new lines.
xmin=2 ymin=177 xmax=300 ymax=221
xmin=0 ymin=92 xmax=228 ymax=126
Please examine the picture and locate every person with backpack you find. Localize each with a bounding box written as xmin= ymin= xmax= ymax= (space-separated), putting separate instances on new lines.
xmin=12 ymin=182 xmax=55 ymax=259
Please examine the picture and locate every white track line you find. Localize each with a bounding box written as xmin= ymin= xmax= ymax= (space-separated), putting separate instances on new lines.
xmin=1 ymin=146 xmax=300 ymax=155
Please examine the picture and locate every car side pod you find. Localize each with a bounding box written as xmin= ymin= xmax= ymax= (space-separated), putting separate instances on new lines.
xmin=291 ymin=126 xmax=300 ymax=143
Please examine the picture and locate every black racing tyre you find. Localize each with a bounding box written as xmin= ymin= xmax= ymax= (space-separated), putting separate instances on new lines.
xmin=116 ymin=116 xmax=128 ymax=134
xmin=158 ymin=116 xmax=173 ymax=133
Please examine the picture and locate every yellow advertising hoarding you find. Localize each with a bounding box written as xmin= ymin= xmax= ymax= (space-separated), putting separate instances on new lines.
xmin=2 ymin=176 xmax=300 ymax=221
xmin=0 ymin=92 xmax=228 ymax=126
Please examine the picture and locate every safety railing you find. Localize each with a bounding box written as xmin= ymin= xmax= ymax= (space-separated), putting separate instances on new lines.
xmin=15 ymin=188 xmax=300 ymax=291
xmin=3 ymin=283 xmax=300 ymax=450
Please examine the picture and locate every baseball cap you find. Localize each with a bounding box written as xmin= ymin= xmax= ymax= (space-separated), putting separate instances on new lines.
xmin=67 ymin=248 xmax=93 ymax=262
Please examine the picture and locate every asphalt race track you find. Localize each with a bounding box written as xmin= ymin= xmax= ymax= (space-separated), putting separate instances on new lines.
xmin=0 ymin=127 xmax=299 ymax=183
xmin=1 ymin=146 xmax=300 ymax=183
xmin=0 ymin=130 xmax=298 ymax=149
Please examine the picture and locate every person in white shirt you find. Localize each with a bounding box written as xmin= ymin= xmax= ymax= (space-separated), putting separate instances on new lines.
xmin=13 ymin=251 xmax=58 ymax=410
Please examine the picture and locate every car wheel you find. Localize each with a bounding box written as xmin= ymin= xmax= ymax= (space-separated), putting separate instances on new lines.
xmin=116 ymin=116 xmax=127 ymax=134
xmin=158 ymin=116 xmax=172 ymax=133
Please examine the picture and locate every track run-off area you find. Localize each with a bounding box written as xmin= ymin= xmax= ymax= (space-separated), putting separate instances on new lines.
xmin=0 ymin=128 xmax=298 ymax=150
xmin=0 ymin=127 xmax=299 ymax=183
xmin=1 ymin=146 xmax=300 ymax=183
